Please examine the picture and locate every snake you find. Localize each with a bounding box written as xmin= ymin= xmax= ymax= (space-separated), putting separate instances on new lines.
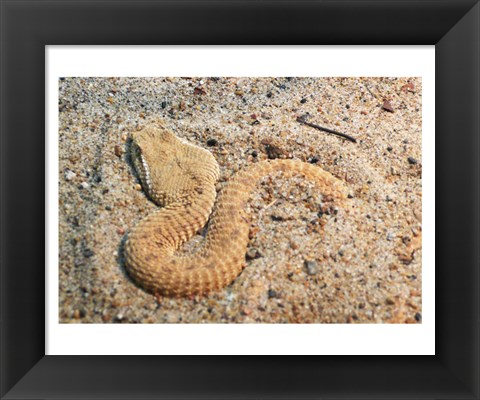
xmin=124 ymin=121 xmax=347 ymax=297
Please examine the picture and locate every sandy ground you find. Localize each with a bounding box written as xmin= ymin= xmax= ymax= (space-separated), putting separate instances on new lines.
xmin=58 ymin=77 xmax=422 ymax=323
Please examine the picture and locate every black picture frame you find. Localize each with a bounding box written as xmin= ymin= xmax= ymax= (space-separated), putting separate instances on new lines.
xmin=1 ymin=0 xmax=479 ymax=399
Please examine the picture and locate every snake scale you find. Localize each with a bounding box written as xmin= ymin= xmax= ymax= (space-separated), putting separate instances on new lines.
xmin=124 ymin=121 xmax=347 ymax=297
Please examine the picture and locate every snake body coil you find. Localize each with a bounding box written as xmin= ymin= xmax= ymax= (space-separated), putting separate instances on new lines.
xmin=124 ymin=122 xmax=346 ymax=297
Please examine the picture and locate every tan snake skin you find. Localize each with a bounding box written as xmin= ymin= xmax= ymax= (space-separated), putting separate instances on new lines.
xmin=124 ymin=122 xmax=347 ymax=297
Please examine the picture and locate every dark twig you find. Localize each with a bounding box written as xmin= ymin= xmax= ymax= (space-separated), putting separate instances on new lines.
xmin=296 ymin=117 xmax=357 ymax=143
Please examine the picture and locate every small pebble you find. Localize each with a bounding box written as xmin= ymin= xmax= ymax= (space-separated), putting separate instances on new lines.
xmin=401 ymin=82 xmax=415 ymax=92
xmin=386 ymin=233 xmax=394 ymax=241
xmin=251 ymin=150 xmax=258 ymax=157
xmin=114 ymin=145 xmax=123 ymax=157
xmin=135 ymin=183 xmax=142 ymax=191
xmin=246 ymin=248 xmax=261 ymax=260
xmin=300 ymin=98 xmax=307 ymax=104
xmin=194 ymin=86 xmax=206 ymax=95
xmin=83 ymin=248 xmax=94 ymax=258
xmin=305 ymin=260 xmax=319 ymax=275
xmin=79 ymin=182 xmax=89 ymax=190
xmin=414 ymin=312 xmax=422 ymax=322
xmin=387 ymin=146 xmax=393 ymax=152
xmin=262 ymin=139 xmax=287 ymax=159
xmin=309 ymin=156 xmax=319 ymax=164
xmin=270 ymin=214 xmax=285 ymax=222
xmin=268 ymin=289 xmax=277 ymax=298
xmin=382 ymin=100 xmax=394 ymax=113
xmin=64 ymin=169 xmax=76 ymax=181
xmin=206 ymin=138 xmax=218 ymax=146
xmin=161 ymin=101 xmax=167 ymax=109
xmin=242 ymin=307 xmax=252 ymax=315
xmin=235 ymin=90 xmax=244 ymax=96
xmin=407 ymin=157 xmax=418 ymax=165
xmin=73 ymin=308 xmax=86 ymax=319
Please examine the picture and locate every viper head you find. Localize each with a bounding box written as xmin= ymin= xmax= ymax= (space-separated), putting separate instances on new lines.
xmin=130 ymin=122 xmax=219 ymax=207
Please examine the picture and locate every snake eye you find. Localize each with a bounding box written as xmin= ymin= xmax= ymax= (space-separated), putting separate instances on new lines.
xmin=132 ymin=142 xmax=142 ymax=158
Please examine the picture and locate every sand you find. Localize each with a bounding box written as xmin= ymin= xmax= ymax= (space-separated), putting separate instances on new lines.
xmin=58 ymin=77 xmax=422 ymax=324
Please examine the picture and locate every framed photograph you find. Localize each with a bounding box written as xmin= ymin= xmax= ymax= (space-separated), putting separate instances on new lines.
xmin=1 ymin=1 xmax=479 ymax=399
